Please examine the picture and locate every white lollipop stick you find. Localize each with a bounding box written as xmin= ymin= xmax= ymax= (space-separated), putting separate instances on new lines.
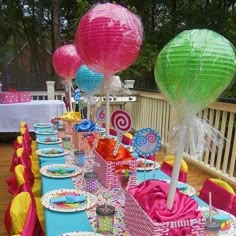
xmin=113 ymin=132 xmax=122 ymax=155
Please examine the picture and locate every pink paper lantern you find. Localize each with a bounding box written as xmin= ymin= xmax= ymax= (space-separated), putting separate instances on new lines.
xmin=52 ymin=44 xmax=83 ymax=80
xmin=75 ymin=3 xmax=143 ymax=77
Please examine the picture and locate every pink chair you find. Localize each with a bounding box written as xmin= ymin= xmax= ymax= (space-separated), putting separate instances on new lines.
xmin=199 ymin=178 xmax=235 ymax=212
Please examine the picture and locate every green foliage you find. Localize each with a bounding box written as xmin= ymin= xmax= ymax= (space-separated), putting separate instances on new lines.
xmin=0 ymin=0 xmax=235 ymax=97
xmin=119 ymin=42 xmax=158 ymax=79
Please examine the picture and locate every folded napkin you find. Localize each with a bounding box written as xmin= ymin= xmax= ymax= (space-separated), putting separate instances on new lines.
xmin=129 ymin=179 xmax=200 ymax=223
xmin=48 ymin=167 xmax=76 ymax=174
xmin=177 ymin=182 xmax=188 ymax=190
xmin=41 ymin=148 xmax=64 ymax=154
xmin=74 ymin=119 xmax=98 ymax=132
xmin=39 ymin=136 xmax=58 ymax=142
xmin=50 ymin=195 xmax=86 ymax=204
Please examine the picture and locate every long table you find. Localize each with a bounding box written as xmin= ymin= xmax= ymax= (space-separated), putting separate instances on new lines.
xmin=0 ymin=100 xmax=66 ymax=132
xmin=39 ymin=148 xmax=208 ymax=236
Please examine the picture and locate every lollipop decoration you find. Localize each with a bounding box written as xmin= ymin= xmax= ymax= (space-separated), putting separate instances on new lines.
xmin=111 ymin=110 xmax=132 ymax=155
xmin=73 ymin=89 xmax=81 ymax=102
xmin=52 ymin=44 xmax=83 ymax=111
xmin=75 ymin=3 xmax=143 ymax=137
xmin=75 ymin=65 xmax=104 ymax=119
xmin=96 ymin=106 xmax=106 ymax=123
xmin=133 ymin=128 xmax=161 ymax=180
xmin=154 ymin=29 xmax=236 ymax=209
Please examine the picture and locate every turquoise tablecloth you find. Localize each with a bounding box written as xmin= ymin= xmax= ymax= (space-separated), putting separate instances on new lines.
xmin=39 ymin=145 xmax=207 ymax=236
xmin=39 ymin=143 xmax=93 ymax=236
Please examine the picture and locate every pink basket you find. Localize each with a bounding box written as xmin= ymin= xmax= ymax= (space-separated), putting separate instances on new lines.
xmin=124 ymin=191 xmax=205 ymax=236
xmin=72 ymin=128 xmax=99 ymax=152
xmin=0 ymin=92 xmax=18 ymax=104
xmin=17 ymin=92 xmax=31 ymax=103
xmin=93 ymin=150 xmax=137 ymax=189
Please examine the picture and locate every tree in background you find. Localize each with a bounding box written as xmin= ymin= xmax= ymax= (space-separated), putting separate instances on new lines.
xmin=0 ymin=0 xmax=235 ymax=97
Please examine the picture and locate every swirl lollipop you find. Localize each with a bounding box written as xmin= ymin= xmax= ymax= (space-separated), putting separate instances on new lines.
xmin=133 ymin=128 xmax=161 ymax=180
xmin=111 ymin=109 xmax=132 ymax=155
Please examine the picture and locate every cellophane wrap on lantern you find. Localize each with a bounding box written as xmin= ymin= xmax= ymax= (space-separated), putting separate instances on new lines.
xmin=75 ymin=3 xmax=143 ymax=77
xmin=155 ymin=29 xmax=236 ymax=157
xmin=52 ymin=44 xmax=83 ymax=80
xmin=94 ymin=139 xmax=137 ymax=189
xmin=124 ymin=180 xmax=205 ymax=236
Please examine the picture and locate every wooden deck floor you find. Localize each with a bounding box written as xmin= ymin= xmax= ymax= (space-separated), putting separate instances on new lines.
xmin=0 ymin=139 xmax=215 ymax=236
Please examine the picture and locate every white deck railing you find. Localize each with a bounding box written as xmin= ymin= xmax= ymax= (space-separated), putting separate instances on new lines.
xmin=31 ymin=91 xmax=65 ymax=101
xmin=124 ymin=90 xmax=236 ymax=186
xmin=32 ymin=89 xmax=236 ymax=186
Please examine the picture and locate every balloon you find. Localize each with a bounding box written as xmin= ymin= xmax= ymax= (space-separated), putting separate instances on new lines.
xmin=154 ymin=29 xmax=236 ymax=115
xmin=75 ymin=3 xmax=143 ymax=77
xmin=75 ymin=65 xmax=104 ymax=94
xmin=52 ymin=44 xmax=83 ymax=80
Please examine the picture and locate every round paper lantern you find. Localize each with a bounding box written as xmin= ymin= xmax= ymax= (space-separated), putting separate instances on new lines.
xmin=75 ymin=3 xmax=143 ymax=77
xmin=75 ymin=65 xmax=104 ymax=94
xmin=154 ymin=29 xmax=236 ymax=115
xmin=52 ymin=44 xmax=83 ymax=80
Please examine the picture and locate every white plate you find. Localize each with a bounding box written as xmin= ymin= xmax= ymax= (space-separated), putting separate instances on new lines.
xmin=41 ymin=189 xmax=97 ymax=212
xmin=40 ymin=164 xmax=82 ymax=178
xmin=159 ymin=179 xmax=196 ymax=196
xmin=34 ymin=123 xmax=52 ymax=128
xmin=199 ymin=207 xmax=236 ymax=235
xmin=36 ymin=148 xmax=70 ymax=157
xmin=35 ymin=129 xmax=58 ymax=135
xmin=137 ymin=158 xmax=160 ymax=171
xmin=36 ymin=137 xmax=62 ymax=145
xmin=60 ymin=232 xmax=104 ymax=236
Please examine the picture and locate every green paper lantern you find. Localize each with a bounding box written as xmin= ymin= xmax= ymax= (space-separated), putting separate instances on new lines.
xmin=154 ymin=29 xmax=236 ymax=116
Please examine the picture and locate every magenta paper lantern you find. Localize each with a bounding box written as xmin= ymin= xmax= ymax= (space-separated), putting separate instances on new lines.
xmin=52 ymin=44 xmax=83 ymax=80
xmin=75 ymin=3 xmax=143 ymax=77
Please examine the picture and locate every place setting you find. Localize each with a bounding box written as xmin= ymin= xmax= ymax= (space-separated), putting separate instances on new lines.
xmin=36 ymin=136 xmax=62 ymax=145
xmin=36 ymin=147 xmax=70 ymax=157
xmin=41 ymin=188 xmax=98 ymax=213
xmin=40 ymin=164 xmax=82 ymax=178
xmin=34 ymin=122 xmax=53 ymax=130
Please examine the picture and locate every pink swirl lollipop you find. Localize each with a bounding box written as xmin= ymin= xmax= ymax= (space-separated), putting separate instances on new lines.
xmin=111 ymin=110 xmax=132 ymax=133
xmin=146 ymin=133 xmax=157 ymax=143
xmin=111 ymin=110 xmax=132 ymax=155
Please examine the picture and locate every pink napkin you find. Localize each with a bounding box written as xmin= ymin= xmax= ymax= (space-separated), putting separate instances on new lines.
xmin=129 ymin=179 xmax=201 ymax=223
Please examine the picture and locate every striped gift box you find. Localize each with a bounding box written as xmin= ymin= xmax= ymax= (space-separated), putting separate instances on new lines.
xmin=72 ymin=128 xmax=99 ymax=152
xmin=124 ymin=190 xmax=205 ymax=236
xmin=93 ymin=150 xmax=137 ymax=189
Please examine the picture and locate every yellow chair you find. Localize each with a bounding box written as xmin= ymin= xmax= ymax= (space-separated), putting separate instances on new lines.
xmin=14 ymin=165 xmax=44 ymax=231
xmin=4 ymin=192 xmax=44 ymax=235
xmin=209 ymin=178 xmax=235 ymax=194
xmin=160 ymin=155 xmax=188 ymax=182
xmin=164 ymin=155 xmax=188 ymax=173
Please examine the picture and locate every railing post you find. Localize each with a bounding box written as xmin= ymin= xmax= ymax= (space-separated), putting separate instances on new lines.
xmin=46 ymin=81 xmax=55 ymax=100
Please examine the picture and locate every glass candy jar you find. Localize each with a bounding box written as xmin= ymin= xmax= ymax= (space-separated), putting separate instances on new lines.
xmin=204 ymin=219 xmax=221 ymax=236
xmin=84 ymin=172 xmax=98 ymax=192
xmin=74 ymin=150 xmax=85 ymax=167
xmin=62 ymin=136 xmax=71 ymax=150
xmin=96 ymin=205 xmax=115 ymax=234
